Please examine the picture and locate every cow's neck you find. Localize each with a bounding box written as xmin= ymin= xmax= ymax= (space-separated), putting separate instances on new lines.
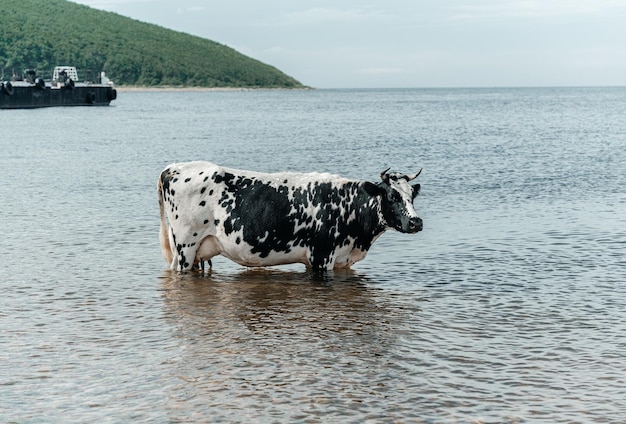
xmin=351 ymin=184 xmax=388 ymax=249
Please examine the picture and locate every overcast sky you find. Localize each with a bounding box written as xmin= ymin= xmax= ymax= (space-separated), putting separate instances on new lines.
xmin=71 ymin=0 xmax=626 ymax=88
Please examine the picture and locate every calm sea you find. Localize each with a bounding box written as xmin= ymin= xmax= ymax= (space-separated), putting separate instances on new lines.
xmin=1 ymin=87 xmax=625 ymax=423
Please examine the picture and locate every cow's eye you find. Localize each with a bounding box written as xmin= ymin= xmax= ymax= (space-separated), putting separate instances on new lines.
xmin=388 ymin=192 xmax=401 ymax=202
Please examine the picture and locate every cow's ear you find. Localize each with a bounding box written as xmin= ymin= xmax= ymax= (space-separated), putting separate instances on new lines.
xmin=412 ymin=183 xmax=421 ymax=199
xmin=362 ymin=182 xmax=385 ymax=198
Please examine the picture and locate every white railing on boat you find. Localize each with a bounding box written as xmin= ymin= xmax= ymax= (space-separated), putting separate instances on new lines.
xmin=52 ymin=66 xmax=79 ymax=82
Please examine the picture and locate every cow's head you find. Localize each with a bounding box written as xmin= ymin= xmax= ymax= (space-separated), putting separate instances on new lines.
xmin=363 ymin=168 xmax=423 ymax=233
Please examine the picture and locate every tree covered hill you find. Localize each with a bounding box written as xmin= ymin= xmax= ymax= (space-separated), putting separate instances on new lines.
xmin=1 ymin=0 xmax=304 ymax=88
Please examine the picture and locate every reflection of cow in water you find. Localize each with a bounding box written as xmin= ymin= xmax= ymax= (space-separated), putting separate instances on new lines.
xmin=159 ymin=268 xmax=394 ymax=341
xmin=158 ymin=161 xmax=423 ymax=271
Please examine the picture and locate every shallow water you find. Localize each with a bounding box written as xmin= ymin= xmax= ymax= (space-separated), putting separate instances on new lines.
xmin=1 ymin=87 xmax=625 ymax=422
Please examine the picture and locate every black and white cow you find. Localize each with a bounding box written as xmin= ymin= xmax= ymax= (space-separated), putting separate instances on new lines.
xmin=158 ymin=161 xmax=423 ymax=271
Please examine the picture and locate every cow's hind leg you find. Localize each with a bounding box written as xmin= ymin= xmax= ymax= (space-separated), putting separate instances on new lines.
xmin=173 ymin=244 xmax=198 ymax=272
xmin=168 ymin=231 xmax=200 ymax=272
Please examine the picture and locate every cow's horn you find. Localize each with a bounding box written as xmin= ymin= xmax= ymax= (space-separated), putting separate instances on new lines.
xmin=380 ymin=167 xmax=391 ymax=182
xmin=405 ymin=168 xmax=423 ymax=181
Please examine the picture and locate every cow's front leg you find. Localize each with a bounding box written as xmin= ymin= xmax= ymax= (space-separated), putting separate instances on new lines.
xmin=308 ymin=250 xmax=336 ymax=272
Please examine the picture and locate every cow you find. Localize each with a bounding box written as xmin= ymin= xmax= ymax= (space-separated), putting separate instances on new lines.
xmin=158 ymin=161 xmax=423 ymax=272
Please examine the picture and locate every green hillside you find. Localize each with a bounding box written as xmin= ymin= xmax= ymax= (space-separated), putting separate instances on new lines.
xmin=1 ymin=0 xmax=304 ymax=88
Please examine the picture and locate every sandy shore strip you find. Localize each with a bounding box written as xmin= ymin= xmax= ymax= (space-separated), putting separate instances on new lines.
xmin=115 ymin=86 xmax=312 ymax=92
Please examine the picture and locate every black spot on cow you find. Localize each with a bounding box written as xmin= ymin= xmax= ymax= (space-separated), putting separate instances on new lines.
xmin=200 ymin=187 xmax=206 ymax=194
xmin=160 ymin=168 xmax=175 ymax=194
xmin=213 ymin=172 xmax=235 ymax=186
xmin=221 ymin=199 xmax=234 ymax=214
xmin=199 ymin=200 xmax=206 ymax=207
xmin=184 ymin=177 xmax=191 ymax=183
xmin=174 ymin=240 xmax=188 ymax=268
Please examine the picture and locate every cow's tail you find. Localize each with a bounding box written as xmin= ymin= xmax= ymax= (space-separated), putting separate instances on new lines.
xmin=157 ymin=174 xmax=174 ymax=266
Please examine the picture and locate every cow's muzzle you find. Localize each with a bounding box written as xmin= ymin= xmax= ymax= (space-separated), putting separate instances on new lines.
xmin=407 ymin=217 xmax=423 ymax=233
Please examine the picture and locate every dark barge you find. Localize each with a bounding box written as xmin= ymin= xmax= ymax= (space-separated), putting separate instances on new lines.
xmin=1 ymin=66 xmax=117 ymax=109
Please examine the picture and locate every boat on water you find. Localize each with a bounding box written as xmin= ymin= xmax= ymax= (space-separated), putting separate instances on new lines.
xmin=0 ymin=66 xmax=117 ymax=109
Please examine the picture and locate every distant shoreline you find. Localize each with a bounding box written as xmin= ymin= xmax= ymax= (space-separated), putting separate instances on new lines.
xmin=115 ymin=86 xmax=312 ymax=93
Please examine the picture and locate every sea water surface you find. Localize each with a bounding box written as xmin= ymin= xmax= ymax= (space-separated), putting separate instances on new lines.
xmin=1 ymin=87 xmax=625 ymax=422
